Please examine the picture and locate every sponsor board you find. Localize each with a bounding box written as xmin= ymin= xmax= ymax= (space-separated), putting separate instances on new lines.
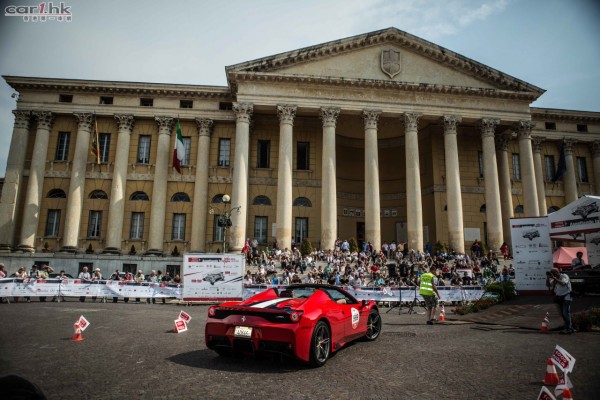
xmin=182 ymin=253 xmax=244 ymax=301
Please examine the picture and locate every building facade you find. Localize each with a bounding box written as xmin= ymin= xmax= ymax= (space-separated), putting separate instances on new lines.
xmin=1 ymin=28 xmax=599 ymax=271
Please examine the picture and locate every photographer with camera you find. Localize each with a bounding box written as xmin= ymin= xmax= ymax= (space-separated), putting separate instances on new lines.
xmin=546 ymin=268 xmax=574 ymax=334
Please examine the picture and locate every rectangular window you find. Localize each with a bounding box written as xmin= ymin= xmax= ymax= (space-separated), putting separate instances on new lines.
xmin=55 ymin=132 xmax=70 ymax=161
xmin=512 ymin=153 xmax=521 ymax=181
xmin=59 ymin=94 xmax=73 ymax=103
xmin=99 ymin=96 xmax=113 ymax=105
xmin=137 ymin=135 xmax=151 ymax=164
xmin=218 ymin=138 xmax=231 ymax=167
xmin=297 ymin=142 xmax=310 ymax=170
xmin=219 ymin=102 xmax=233 ymax=110
xmin=577 ymin=157 xmax=588 ymax=183
xmin=254 ymin=216 xmax=268 ymax=244
xmin=545 ymin=122 xmax=556 ymax=130
xmin=122 ymin=264 xmax=137 ymax=274
xmin=182 ymin=137 xmax=191 ymax=166
xmin=544 ymin=155 xmax=555 ymax=182
xmin=99 ymin=133 xmax=111 ymax=163
xmin=166 ymin=265 xmax=180 ymax=277
xmin=180 ymin=100 xmax=193 ymax=109
xmin=130 ymin=212 xmax=144 ymax=240
xmin=478 ymin=151 xmax=484 ymax=178
xmin=257 ymin=140 xmax=270 ymax=168
xmin=295 ymin=217 xmax=308 ymax=245
xmin=45 ymin=209 xmax=61 ymax=237
xmin=577 ymin=124 xmax=588 ymax=133
xmin=140 ymin=98 xmax=153 ymax=107
xmin=172 ymin=213 xmax=186 ymax=241
xmin=88 ymin=211 xmax=102 ymax=238
xmin=213 ymin=214 xmax=225 ymax=242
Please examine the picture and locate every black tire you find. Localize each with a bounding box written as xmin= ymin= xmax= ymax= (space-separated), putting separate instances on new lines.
xmin=365 ymin=309 xmax=382 ymax=341
xmin=309 ymin=320 xmax=331 ymax=367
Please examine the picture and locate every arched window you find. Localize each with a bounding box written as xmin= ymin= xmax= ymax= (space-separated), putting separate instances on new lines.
xmin=514 ymin=205 xmax=524 ymax=214
xmin=212 ymin=194 xmax=226 ymax=203
xmin=171 ymin=192 xmax=190 ymax=202
xmin=293 ymin=197 xmax=312 ymax=207
xmin=130 ymin=191 xmax=149 ymax=201
xmin=252 ymin=195 xmax=272 ymax=206
xmin=479 ymin=204 xmax=486 ymax=213
xmin=89 ymin=190 xmax=108 ymax=199
xmin=47 ymin=189 xmax=66 ymax=198
xmin=548 ymin=206 xmax=560 ymax=214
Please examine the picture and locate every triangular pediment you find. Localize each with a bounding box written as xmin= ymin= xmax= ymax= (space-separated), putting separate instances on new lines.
xmin=227 ymin=27 xmax=544 ymax=99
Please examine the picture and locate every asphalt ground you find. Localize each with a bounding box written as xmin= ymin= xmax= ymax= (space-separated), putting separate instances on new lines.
xmin=1 ymin=299 xmax=599 ymax=400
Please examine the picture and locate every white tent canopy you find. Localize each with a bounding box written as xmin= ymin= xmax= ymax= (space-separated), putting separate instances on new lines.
xmin=548 ymin=195 xmax=600 ymax=241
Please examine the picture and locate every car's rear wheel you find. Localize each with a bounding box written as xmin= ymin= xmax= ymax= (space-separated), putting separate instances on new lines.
xmin=365 ymin=309 xmax=382 ymax=341
xmin=309 ymin=321 xmax=330 ymax=367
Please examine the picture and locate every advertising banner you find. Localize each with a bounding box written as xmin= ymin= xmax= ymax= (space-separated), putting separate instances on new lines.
xmin=585 ymin=231 xmax=600 ymax=266
xmin=510 ymin=217 xmax=553 ymax=292
xmin=182 ymin=253 xmax=244 ymax=301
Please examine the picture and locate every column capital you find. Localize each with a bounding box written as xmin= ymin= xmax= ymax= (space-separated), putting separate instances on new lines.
xmin=531 ymin=136 xmax=545 ymax=153
xmin=362 ymin=109 xmax=381 ymax=130
xmin=563 ymin=139 xmax=577 ymax=156
xmin=442 ymin=115 xmax=462 ymax=135
xmin=32 ymin=111 xmax=54 ymax=130
xmin=114 ymin=114 xmax=135 ymax=132
xmin=73 ymin=113 xmax=94 ymax=132
xmin=403 ymin=112 xmax=422 ymax=130
xmin=593 ymin=141 xmax=600 ymax=157
xmin=195 ymin=118 xmax=214 ymax=136
xmin=514 ymin=120 xmax=536 ymax=140
xmin=277 ymin=104 xmax=297 ymax=126
xmin=12 ymin=110 xmax=31 ymax=130
xmin=154 ymin=116 xmax=174 ymax=134
xmin=233 ymin=102 xmax=253 ymax=123
xmin=320 ymin=107 xmax=340 ymax=128
xmin=494 ymin=134 xmax=511 ymax=151
xmin=479 ymin=118 xmax=499 ymax=138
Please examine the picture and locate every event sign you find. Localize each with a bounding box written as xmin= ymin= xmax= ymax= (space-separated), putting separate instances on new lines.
xmin=537 ymin=386 xmax=556 ymax=400
xmin=182 ymin=253 xmax=244 ymax=301
xmin=179 ymin=310 xmax=192 ymax=323
xmin=551 ymin=344 xmax=575 ymax=373
xmin=510 ymin=217 xmax=553 ymax=291
xmin=174 ymin=319 xmax=187 ymax=333
xmin=78 ymin=315 xmax=90 ymax=331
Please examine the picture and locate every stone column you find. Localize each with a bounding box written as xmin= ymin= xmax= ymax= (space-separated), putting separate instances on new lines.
xmin=61 ymin=113 xmax=94 ymax=251
xmin=593 ymin=142 xmax=600 ymax=196
xmin=230 ymin=103 xmax=253 ymax=252
xmin=363 ymin=109 xmax=382 ymax=251
xmin=495 ymin=134 xmax=514 ymax=245
xmin=104 ymin=115 xmax=135 ymax=253
xmin=515 ymin=121 xmax=539 ymax=217
xmin=0 ymin=110 xmax=31 ymax=251
xmin=320 ymin=107 xmax=340 ymax=251
xmin=276 ymin=105 xmax=297 ymax=251
xmin=443 ymin=115 xmax=465 ymax=253
xmin=190 ymin=118 xmax=213 ymax=252
xmin=147 ymin=116 xmax=173 ymax=254
xmin=404 ymin=112 xmax=423 ymax=252
xmin=563 ymin=139 xmax=579 ymax=204
xmin=532 ymin=137 xmax=548 ymax=216
xmin=19 ymin=111 xmax=54 ymax=252
xmin=480 ymin=118 xmax=503 ymax=252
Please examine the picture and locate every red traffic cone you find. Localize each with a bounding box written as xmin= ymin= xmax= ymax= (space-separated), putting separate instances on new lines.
xmin=542 ymin=358 xmax=559 ymax=385
xmin=563 ymin=388 xmax=573 ymax=400
xmin=540 ymin=312 xmax=549 ymax=334
xmin=439 ymin=305 xmax=446 ymax=321
xmin=71 ymin=322 xmax=84 ymax=341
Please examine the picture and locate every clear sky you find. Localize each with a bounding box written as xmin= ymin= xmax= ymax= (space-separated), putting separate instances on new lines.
xmin=0 ymin=0 xmax=599 ymax=177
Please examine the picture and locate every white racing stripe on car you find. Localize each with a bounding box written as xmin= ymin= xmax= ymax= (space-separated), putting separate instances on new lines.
xmin=250 ymin=298 xmax=291 ymax=308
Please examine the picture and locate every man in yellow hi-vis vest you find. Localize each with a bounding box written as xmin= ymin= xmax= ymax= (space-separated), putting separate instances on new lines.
xmin=419 ymin=265 xmax=441 ymax=325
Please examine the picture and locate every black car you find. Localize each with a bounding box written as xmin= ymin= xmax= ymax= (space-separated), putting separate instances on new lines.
xmin=203 ymin=272 xmax=225 ymax=285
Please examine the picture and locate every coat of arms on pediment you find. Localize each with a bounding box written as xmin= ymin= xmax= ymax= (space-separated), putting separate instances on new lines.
xmin=381 ymin=49 xmax=401 ymax=79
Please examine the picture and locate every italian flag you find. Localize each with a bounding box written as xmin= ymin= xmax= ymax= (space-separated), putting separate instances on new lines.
xmin=173 ymin=120 xmax=184 ymax=173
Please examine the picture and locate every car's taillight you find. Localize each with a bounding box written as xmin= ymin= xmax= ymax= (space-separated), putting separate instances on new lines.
xmin=290 ymin=311 xmax=302 ymax=322
xmin=208 ymin=306 xmax=217 ymax=317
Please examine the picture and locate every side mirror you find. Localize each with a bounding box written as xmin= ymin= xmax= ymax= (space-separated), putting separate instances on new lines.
xmin=362 ymin=299 xmax=370 ymax=307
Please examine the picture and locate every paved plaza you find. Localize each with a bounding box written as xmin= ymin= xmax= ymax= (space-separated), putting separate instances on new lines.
xmin=0 ymin=298 xmax=599 ymax=400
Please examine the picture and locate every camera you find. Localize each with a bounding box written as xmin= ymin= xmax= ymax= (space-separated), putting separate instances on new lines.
xmin=546 ymin=271 xmax=552 ymax=276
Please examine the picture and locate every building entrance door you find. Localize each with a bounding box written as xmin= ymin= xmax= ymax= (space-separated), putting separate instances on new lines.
xmin=357 ymin=222 xmax=365 ymax=250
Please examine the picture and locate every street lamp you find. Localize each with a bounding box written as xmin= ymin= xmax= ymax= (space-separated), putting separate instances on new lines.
xmin=209 ymin=194 xmax=241 ymax=253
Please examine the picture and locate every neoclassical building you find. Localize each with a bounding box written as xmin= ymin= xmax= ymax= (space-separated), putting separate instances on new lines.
xmin=1 ymin=27 xmax=600 ymax=261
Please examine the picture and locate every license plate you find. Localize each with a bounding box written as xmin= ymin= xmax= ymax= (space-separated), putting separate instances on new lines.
xmin=570 ymin=279 xmax=584 ymax=283
xmin=234 ymin=326 xmax=253 ymax=338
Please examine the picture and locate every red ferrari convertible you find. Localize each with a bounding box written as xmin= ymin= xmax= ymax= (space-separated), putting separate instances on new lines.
xmin=205 ymin=284 xmax=382 ymax=367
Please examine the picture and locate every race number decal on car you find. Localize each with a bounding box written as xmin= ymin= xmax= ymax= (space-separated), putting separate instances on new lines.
xmin=351 ymin=308 xmax=360 ymax=329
